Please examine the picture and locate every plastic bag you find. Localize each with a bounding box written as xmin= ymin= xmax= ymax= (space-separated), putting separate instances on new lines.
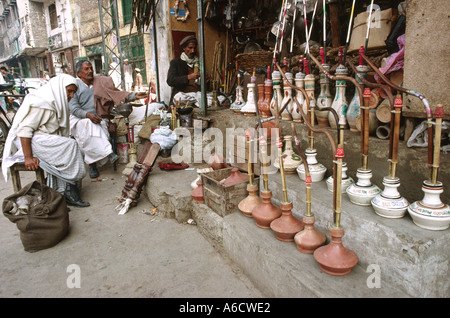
xmin=150 ymin=127 xmax=177 ymax=150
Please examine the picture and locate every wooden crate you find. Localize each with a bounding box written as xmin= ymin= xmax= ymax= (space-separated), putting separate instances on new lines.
xmin=201 ymin=167 xmax=259 ymax=217
xmin=230 ymin=134 xmax=274 ymax=176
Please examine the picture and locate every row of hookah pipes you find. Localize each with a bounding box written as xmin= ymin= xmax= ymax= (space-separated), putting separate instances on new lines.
xmin=238 ymin=0 xmax=448 ymax=276
xmin=236 ymin=0 xmax=359 ymax=276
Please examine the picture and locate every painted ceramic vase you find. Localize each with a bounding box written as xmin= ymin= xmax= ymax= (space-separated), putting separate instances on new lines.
xmin=297 ymin=148 xmax=327 ymax=182
xmin=407 ymin=181 xmax=450 ymax=230
xmin=326 ymin=162 xmax=354 ymax=193
xmin=260 ymin=79 xmax=273 ymax=118
xmin=315 ymin=64 xmax=332 ymax=127
xmin=346 ymin=168 xmax=381 ymax=206
xmin=274 ymin=135 xmax=301 ymax=174
xmin=280 ymin=72 xmax=294 ymax=121
xmin=241 ymin=74 xmax=257 ymax=116
xmin=292 ymin=71 xmax=305 ymax=122
xmin=347 ymin=65 xmax=369 ymax=132
xmin=329 ymin=65 xmax=349 ymax=129
xmin=230 ymin=73 xmax=245 ymax=113
xmin=371 ymin=177 xmax=409 ymax=218
xmin=270 ymin=71 xmax=283 ymax=118
xmin=304 ymin=74 xmax=316 ymax=125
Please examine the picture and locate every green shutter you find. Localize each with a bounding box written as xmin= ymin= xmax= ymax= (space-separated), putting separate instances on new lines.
xmin=122 ymin=0 xmax=133 ymax=25
xmin=120 ymin=34 xmax=147 ymax=84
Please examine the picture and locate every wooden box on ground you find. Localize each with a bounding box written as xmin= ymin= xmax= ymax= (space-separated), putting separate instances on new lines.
xmin=230 ymin=133 xmax=274 ymax=176
xmin=201 ymin=167 xmax=259 ymax=217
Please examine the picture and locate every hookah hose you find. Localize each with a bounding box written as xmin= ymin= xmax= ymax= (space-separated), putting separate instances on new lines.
xmin=360 ymin=53 xmax=434 ymax=179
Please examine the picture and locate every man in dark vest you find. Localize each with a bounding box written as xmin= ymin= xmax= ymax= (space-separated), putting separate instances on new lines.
xmin=166 ymin=35 xmax=200 ymax=106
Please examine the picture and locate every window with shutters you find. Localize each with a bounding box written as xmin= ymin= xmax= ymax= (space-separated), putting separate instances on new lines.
xmin=49 ymin=4 xmax=58 ymax=30
xmin=122 ymin=0 xmax=133 ymax=25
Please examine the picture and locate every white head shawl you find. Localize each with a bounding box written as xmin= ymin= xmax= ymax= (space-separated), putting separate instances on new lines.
xmin=2 ymin=74 xmax=78 ymax=180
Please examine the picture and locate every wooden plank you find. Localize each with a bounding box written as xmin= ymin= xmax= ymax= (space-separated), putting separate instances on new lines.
xmin=329 ymin=2 xmax=341 ymax=48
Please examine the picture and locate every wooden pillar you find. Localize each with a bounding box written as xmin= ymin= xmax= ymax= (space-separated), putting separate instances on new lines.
xmin=329 ymin=0 xmax=341 ymax=47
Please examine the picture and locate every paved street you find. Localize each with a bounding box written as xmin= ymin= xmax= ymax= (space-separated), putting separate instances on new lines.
xmin=0 ymin=164 xmax=263 ymax=298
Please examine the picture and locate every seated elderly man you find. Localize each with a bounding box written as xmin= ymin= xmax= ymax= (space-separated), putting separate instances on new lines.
xmin=69 ymin=60 xmax=147 ymax=179
xmin=2 ymin=74 xmax=89 ymax=207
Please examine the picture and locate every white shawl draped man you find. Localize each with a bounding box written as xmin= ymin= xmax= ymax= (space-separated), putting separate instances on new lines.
xmin=69 ymin=60 xmax=147 ymax=179
xmin=1 ymin=74 xmax=90 ymax=207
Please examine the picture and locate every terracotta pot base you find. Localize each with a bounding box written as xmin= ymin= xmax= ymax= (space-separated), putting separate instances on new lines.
xmin=252 ymin=191 xmax=281 ymax=229
xmin=313 ymin=227 xmax=358 ymax=276
xmin=238 ymin=184 xmax=261 ymax=218
xmin=294 ymin=216 xmax=326 ymax=254
xmin=270 ymin=202 xmax=304 ymax=241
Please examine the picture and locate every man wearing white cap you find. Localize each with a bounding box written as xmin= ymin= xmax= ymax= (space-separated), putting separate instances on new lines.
xmin=134 ymin=68 xmax=143 ymax=92
xmin=123 ymin=59 xmax=133 ymax=91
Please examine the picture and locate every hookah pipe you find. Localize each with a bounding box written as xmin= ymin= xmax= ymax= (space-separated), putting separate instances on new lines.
xmin=272 ymin=0 xmax=288 ymax=72
xmin=313 ymin=115 xmax=359 ymax=275
xmin=308 ymin=53 xmax=372 ymax=170
xmin=347 ymin=56 xmax=396 ymax=175
xmin=276 ymin=60 xmax=339 ymax=209
xmin=342 ymin=0 xmax=356 ymax=65
xmin=275 ymin=61 xmax=339 ymax=157
xmin=288 ymin=0 xmax=299 ymax=71
xmin=364 ymin=0 xmax=375 ymax=57
xmin=277 ymin=62 xmax=340 ymax=253
xmin=359 ymin=53 xmax=434 ymax=181
xmin=278 ymin=0 xmax=292 ymax=65
xmin=322 ymin=0 xmax=327 ymax=64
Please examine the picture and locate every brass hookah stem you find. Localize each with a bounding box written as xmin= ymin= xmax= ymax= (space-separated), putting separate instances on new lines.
xmin=253 ymin=80 xmax=270 ymax=192
xmin=360 ymin=52 xmax=434 ymax=182
xmin=291 ymin=123 xmax=312 ymax=217
xmin=432 ymin=105 xmax=444 ymax=184
xmin=334 ymin=118 xmax=346 ymax=228
xmin=277 ymin=137 xmax=289 ymax=203
xmin=347 ymin=59 xmax=395 ymax=166
xmin=303 ymin=58 xmax=315 ymax=150
xmin=246 ymin=131 xmax=254 ymax=186
xmin=361 ymin=88 xmax=371 ymax=171
xmin=260 ymin=137 xmax=269 ymax=191
xmin=311 ymin=53 xmax=368 ymax=170
xmin=334 ymin=149 xmax=343 ymax=228
xmin=390 ymin=94 xmax=403 ymax=179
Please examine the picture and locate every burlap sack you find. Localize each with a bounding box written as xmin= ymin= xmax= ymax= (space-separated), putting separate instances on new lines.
xmin=3 ymin=181 xmax=70 ymax=253
xmin=138 ymin=114 xmax=161 ymax=140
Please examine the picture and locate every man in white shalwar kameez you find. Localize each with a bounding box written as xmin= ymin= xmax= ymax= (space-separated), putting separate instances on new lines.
xmin=69 ymin=60 xmax=147 ymax=178
xmin=2 ymin=74 xmax=90 ymax=207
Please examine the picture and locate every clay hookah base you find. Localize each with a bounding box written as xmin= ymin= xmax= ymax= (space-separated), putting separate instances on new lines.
xmin=294 ymin=215 xmax=326 ymax=254
xmin=252 ymin=190 xmax=282 ymax=229
xmin=238 ymin=184 xmax=262 ymax=218
xmin=269 ymin=202 xmax=304 ymax=242
xmin=313 ymin=226 xmax=358 ymax=276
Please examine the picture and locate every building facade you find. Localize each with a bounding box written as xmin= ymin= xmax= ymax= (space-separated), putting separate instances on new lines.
xmin=0 ymin=0 xmax=152 ymax=89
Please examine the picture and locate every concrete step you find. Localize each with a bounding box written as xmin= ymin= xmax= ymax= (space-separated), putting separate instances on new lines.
xmin=143 ymin=162 xmax=449 ymax=298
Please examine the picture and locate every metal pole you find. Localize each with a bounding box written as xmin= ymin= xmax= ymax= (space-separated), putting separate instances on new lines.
xmin=112 ymin=0 xmax=125 ymax=89
xmin=98 ymin=0 xmax=108 ymax=73
xmin=197 ymin=0 xmax=207 ymax=115
xmin=151 ymin=1 xmax=161 ymax=101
